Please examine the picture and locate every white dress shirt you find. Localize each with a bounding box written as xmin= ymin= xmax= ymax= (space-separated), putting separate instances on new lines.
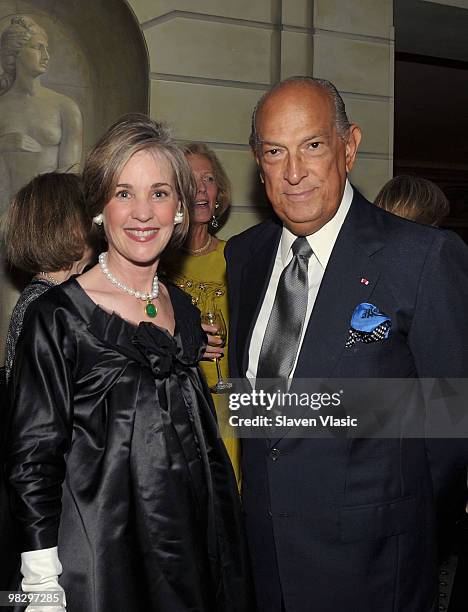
xmin=247 ymin=179 xmax=353 ymax=379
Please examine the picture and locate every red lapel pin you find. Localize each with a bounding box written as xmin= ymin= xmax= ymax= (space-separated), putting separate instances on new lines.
xmin=360 ymin=277 xmax=370 ymax=286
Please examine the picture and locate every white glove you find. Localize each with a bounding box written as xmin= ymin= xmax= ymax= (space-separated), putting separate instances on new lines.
xmin=21 ymin=547 xmax=66 ymax=611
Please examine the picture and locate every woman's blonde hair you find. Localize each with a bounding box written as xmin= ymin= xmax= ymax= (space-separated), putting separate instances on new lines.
xmin=374 ymin=175 xmax=450 ymax=226
xmin=4 ymin=172 xmax=93 ymax=273
xmin=183 ymin=142 xmax=232 ymax=225
xmin=83 ymin=113 xmax=195 ymax=248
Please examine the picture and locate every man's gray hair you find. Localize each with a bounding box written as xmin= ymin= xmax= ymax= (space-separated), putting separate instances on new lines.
xmin=249 ymin=76 xmax=351 ymax=153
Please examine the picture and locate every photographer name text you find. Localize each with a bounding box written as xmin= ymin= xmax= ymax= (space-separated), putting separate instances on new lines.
xmin=229 ymin=415 xmax=358 ymax=428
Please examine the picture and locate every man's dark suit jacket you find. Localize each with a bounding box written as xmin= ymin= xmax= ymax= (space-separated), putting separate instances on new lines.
xmin=225 ymin=189 xmax=468 ymax=612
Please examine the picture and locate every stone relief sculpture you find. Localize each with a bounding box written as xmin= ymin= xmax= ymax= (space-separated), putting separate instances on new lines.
xmin=0 ymin=15 xmax=83 ymax=215
xmin=0 ymin=15 xmax=83 ymax=364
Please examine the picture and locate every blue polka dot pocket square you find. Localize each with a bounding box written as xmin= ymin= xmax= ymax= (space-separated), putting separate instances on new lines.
xmin=345 ymin=302 xmax=392 ymax=348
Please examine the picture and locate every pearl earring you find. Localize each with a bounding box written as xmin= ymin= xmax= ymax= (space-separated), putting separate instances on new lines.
xmin=93 ymin=213 xmax=103 ymax=226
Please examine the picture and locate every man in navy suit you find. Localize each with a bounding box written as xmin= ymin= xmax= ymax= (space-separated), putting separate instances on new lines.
xmin=225 ymin=76 xmax=468 ymax=612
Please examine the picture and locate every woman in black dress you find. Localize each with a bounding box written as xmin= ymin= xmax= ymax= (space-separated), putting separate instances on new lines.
xmin=5 ymin=114 xmax=252 ymax=612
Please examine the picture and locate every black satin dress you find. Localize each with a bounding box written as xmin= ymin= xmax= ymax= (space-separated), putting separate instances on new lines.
xmin=5 ymin=278 xmax=253 ymax=612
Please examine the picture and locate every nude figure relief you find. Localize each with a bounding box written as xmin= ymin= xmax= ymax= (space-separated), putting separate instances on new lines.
xmin=0 ymin=15 xmax=83 ymax=216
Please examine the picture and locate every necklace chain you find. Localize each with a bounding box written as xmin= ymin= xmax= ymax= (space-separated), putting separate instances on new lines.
xmin=39 ymin=271 xmax=58 ymax=285
xmin=183 ymin=234 xmax=212 ymax=255
xmin=98 ymin=252 xmax=159 ymax=317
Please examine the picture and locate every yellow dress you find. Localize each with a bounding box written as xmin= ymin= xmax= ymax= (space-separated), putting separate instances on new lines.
xmin=164 ymin=240 xmax=241 ymax=484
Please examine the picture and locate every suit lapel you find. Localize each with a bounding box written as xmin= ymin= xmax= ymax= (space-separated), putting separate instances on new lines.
xmin=268 ymin=193 xmax=385 ymax=446
xmin=235 ymin=193 xmax=386 ymax=445
xmin=294 ymin=192 xmax=385 ymax=379
xmin=236 ymin=221 xmax=281 ymax=376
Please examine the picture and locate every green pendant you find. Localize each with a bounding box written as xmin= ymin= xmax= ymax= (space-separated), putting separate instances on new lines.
xmin=145 ymin=300 xmax=157 ymax=318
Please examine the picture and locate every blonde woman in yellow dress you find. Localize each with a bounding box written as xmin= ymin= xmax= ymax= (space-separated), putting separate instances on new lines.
xmin=164 ymin=142 xmax=240 ymax=483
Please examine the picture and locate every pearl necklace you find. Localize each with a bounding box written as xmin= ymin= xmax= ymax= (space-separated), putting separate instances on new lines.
xmin=98 ymin=252 xmax=159 ymax=318
xmin=183 ymin=234 xmax=212 ymax=255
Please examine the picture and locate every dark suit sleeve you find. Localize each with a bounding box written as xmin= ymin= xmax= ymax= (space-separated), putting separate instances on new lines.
xmin=408 ymin=230 xmax=468 ymax=533
xmin=5 ymin=300 xmax=74 ymax=551
xmin=408 ymin=230 xmax=468 ymax=377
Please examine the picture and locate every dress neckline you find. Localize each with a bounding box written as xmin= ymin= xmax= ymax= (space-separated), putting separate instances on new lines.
xmin=31 ymin=277 xmax=55 ymax=288
xmin=69 ymin=276 xmax=176 ymax=338
xmin=184 ymin=238 xmax=225 ymax=258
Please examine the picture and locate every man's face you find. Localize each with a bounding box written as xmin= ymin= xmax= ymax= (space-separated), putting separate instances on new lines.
xmin=255 ymin=83 xmax=361 ymax=236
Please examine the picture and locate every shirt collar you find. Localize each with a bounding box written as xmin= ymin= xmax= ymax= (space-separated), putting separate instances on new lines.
xmin=280 ymin=179 xmax=353 ymax=269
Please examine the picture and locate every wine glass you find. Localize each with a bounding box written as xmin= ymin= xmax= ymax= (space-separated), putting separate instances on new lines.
xmin=200 ymin=309 xmax=232 ymax=393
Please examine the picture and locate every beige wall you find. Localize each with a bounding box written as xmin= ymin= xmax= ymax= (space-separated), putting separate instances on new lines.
xmin=127 ymin=0 xmax=394 ymax=239
xmin=312 ymin=1 xmax=394 ymax=202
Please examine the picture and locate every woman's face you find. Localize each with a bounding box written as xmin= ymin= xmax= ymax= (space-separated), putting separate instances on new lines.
xmin=17 ymin=31 xmax=49 ymax=77
xmin=103 ymin=149 xmax=180 ymax=268
xmin=186 ymin=154 xmax=219 ymax=225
